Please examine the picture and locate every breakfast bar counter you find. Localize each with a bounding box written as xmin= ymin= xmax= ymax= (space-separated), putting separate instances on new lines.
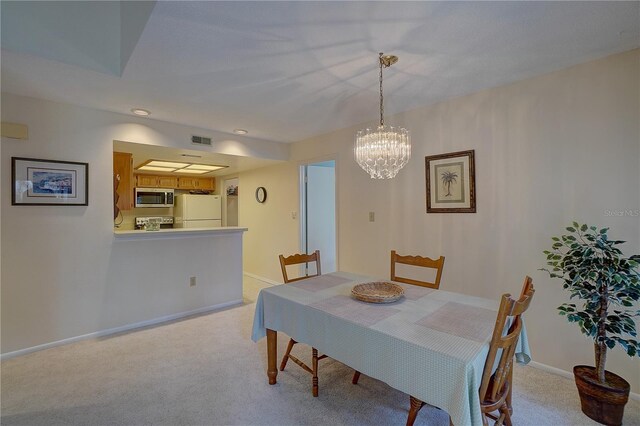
xmin=113 ymin=226 xmax=247 ymax=239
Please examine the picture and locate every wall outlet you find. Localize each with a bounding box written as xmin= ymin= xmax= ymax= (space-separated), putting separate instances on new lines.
xmin=369 ymin=212 xmax=375 ymax=222
xmin=190 ymin=276 xmax=197 ymax=287
xmin=291 ymin=211 xmax=297 ymax=219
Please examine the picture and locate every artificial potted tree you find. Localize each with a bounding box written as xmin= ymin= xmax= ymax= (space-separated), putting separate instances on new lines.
xmin=542 ymin=222 xmax=640 ymax=425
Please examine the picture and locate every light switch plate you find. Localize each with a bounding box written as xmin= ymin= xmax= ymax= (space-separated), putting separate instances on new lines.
xmin=369 ymin=212 xmax=375 ymax=222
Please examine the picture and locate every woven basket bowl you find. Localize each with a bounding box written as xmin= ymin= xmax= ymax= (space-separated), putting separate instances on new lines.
xmin=351 ymin=282 xmax=404 ymax=304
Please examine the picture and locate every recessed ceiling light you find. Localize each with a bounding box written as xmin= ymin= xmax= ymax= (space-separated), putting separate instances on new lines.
xmin=131 ymin=108 xmax=151 ymax=116
xmin=233 ymin=129 xmax=248 ymax=135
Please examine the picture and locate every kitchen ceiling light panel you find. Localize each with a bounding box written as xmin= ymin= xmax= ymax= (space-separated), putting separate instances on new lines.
xmin=137 ymin=165 xmax=177 ymax=172
xmin=183 ymin=164 xmax=226 ymax=171
xmin=174 ymin=169 xmax=209 ymax=174
xmin=147 ymin=160 xmax=190 ymax=168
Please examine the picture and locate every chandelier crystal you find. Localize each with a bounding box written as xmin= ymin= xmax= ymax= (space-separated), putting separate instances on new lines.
xmin=355 ymin=52 xmax=411 ymax=179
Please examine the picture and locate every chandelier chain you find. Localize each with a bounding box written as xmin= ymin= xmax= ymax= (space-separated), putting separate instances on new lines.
xmin=379 ymin=52 xmax=384 ymax=127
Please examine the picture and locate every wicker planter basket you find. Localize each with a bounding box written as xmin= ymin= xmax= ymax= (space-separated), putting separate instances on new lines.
xmin=574 ymin=365 xmax=630 ymax=426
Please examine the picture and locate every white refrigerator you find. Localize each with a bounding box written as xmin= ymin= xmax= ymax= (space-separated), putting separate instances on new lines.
xmin=174 ymin=194 xmax=222 ymax=228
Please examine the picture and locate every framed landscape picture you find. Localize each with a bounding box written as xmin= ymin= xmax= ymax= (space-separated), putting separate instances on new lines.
xmin=12 ymin=157 xmax=88 ymax=206
xmin=425 ymin=150 xmax=476 ymax=213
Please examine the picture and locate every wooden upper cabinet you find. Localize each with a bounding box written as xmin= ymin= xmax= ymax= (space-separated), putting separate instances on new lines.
xmin=177 ymin=176 xmax=198 ymax=189
xmin=199 ymin=177 xmax=215 ymax=191
xmin=113 ymin=152 xmax=133 ymax=211
xmin=134 ymin=173 xmax=215 ymax=191
xmin=157 ymin=176 xmax=178 ymax=188
xmin=135 ymin=174 xmax=178 ymax=188
xmin=136 ymin=174 xmax=158 ymax=187
xmin=177 ymin=176 xmax=215 ymax=190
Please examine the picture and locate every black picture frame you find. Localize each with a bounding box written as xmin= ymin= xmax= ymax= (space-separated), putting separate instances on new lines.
xmin=12 ymin=157 xmax=89 ymax=206
xmin=255 ymin=186 xmax=267 ymax=203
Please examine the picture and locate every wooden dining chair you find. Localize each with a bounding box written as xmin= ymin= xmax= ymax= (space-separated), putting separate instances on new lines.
xmin=278 ymin=250 xmax=327 ymax=397
xmin=390 ymin=250 xmax=445 ymax=289
xmin=352 ymin=250 xmax=446 ymax=386
xmin=279 ymin=250 xmax=321 ymax=283
xmin=405 ymin=278 xmax=535 ymax=426
xmin=478 ymin=279 xmax=535 ymax=426
xmin=505 ymin=275 xmax=534 ymax=411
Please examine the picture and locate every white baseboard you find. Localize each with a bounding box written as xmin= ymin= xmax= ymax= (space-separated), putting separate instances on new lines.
xmin=0 ymin=299 xmax=242 ymax=361
xmin=243 ymin=271 xmax=280 ymax=286
xmin=529 ymin=361 xmax=639 ymax=401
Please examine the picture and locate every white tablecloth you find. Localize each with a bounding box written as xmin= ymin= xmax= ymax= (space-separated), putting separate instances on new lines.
xmin=252 ymin=272 xmax=530 ymax=426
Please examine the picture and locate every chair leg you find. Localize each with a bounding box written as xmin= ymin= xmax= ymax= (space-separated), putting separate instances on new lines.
xmin=480 ymin=409 xmax=489 ymax=426
xmin=506 ymin=367 xmax=513 ymax=415
xmin=312 ymin=347 xmax=319 ymax=397
xmin=406 ymin=396 xmax=425 ymax=426
xmin=279 ymin=338 xmax=296 ymax=371
xmin=500 ymin=403 xmax=513 ymax=426
xmin=352 ymin=371 xmax=361 ymax=384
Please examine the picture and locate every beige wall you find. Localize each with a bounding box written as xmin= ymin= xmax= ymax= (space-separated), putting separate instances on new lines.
xmin=238 ymin=50 xmax=640 ymax=391
xmin=0 ymin=94 xmax=287 ymax=354
xmin=238 ymin=162 xmax=300 ymax=281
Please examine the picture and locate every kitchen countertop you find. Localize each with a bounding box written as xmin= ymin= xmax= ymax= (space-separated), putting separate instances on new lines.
xmin=113 ymin=226 xmax=248 ymax=239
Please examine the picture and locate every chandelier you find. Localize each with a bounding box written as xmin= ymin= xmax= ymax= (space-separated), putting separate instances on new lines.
xmin=355 ymin=52 xmax=411 ymax=179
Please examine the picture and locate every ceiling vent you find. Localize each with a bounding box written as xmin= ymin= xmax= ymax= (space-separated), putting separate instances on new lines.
xmin=191 ymin=135 xmax=212 ymax=146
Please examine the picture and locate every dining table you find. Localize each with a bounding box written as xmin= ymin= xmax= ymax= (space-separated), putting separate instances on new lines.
xmin=251 ymin=271 xmax=531 ymax=426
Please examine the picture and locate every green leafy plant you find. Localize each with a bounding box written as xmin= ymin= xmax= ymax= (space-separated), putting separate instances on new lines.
xmin=542 ymin=222 xmax=640 ymax=384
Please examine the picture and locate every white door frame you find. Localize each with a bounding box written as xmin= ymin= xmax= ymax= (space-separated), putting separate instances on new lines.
xmin=221 ymin=176 xmax=239 ymax=227
xmin=299 ymin=155 xmax=338 ymax=272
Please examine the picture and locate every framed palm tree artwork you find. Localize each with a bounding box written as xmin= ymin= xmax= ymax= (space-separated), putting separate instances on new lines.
xmin=425 ymin=150 xmax=476 ymax=213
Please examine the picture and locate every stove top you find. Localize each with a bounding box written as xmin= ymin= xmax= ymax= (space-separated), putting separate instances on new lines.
xmin=135 ymin=216 xmax=174 ymax=229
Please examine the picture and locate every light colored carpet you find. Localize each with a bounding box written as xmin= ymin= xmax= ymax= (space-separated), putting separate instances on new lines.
xmin=1 ymin=276 xmax=639 ymax=425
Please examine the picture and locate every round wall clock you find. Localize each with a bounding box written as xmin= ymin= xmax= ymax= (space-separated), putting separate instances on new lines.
xmin=255 ymin=187 xmax=267 ymax=203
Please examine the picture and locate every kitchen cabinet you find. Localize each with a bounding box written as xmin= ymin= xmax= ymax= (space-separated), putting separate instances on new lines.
xmin=136 ymin=174 xmax=158 ymax=187
xmin=177 ymin=177 xmax=215 ymax=191
xmin=134 ymin=174 xmax=216 ymax=191
xmin=157 ymin=176 xmax=178 ymax=188
xmin=113 ymin=151 xmax=133 ymax=211
xmin=198 ymin=177 xmax=215 ymax=191
xmin=177 ymin=176 xmax=198 ymax=190
xmin=135 ymin=174 xmax=179 ymax=188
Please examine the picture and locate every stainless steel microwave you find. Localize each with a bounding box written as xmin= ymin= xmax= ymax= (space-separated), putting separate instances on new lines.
xmin=135 ymin=188 xmax=174 ymax=208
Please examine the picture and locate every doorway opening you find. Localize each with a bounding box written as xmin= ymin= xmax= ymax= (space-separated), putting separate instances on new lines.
xmin=224 ymin=177 xmax=239 ymax=227
xmin=300 ymin=160 xmax=336 ymax=274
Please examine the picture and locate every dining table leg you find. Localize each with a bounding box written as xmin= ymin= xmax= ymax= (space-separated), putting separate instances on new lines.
xmin=267 ymin=328 xmax=277 ymax=385
xmin=406 ymin=396 xmax=425 ymax=426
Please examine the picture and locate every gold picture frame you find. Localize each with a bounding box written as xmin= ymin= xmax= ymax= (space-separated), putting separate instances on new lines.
xmin=425 ymin=150 xmax=476 ymax=213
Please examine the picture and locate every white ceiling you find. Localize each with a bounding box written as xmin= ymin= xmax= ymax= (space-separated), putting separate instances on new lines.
xmin=2 ymin=1 xmax=639 ymax=143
